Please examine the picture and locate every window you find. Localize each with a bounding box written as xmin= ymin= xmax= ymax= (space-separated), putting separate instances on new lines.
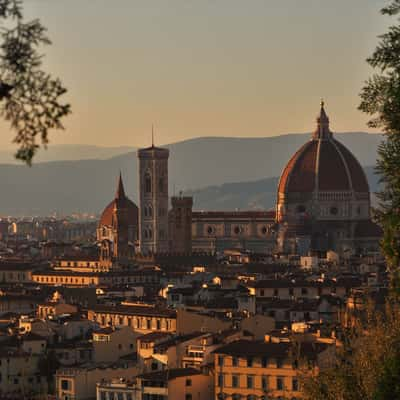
xmin=247 ymin=357 xmax=253 ymax=367
xmin=330 ymin=206 xmax=338 ymax=215
xmin=273 ymin=288 xmax=279 ymax=297
xmin=232 ymin=374 xmax=239 ymax=388
xmin=292 ymin=378 xmax=299 ymax=391
xmin=145 ymin=173 xmax=152 ymax=193
xmin=301 ymin=288 xmax=308 ymax=295
xmin=117 ymin=393 xmax=123 ymax=400
xmin=260 ymin=289 xmax=265 ymax=297
xmin=217 ymin=374 xmax=224 ymax=387
xmin=277 ymin=377 xmax=284 ymax=390
xmin=232 ymin=356 xmax=238 ymax=367
xmin=61 ymin=380 xmax=70 ymax=390
xmin=232 ymin=395 xmax=241 ymax=400
xmin=186 ymin=379 xmax=192 ymax=387
xmin=276 ymin=358 xmax=283 ymax=368
xmin=218 ymin=355 xmax=224 ymax=366
xmin=159 ymin=177 xmax=164 ymax=193
xmin=262 ymin=375 xmax=268 ymax=390
xmin=185 ymin=395 xmax=192 ymax=400
xmin=262 ymin=357 xmax=268 ymax=367
xmin=247 ymin=375 xmax=254 ymax=389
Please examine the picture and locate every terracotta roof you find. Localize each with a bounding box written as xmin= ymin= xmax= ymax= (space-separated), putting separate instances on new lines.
xmin=278 ymin=105 xmax=369 ymax=195
xmin=278 ymin=141 xmax=318 ymax=193
xmin=213 ymin=339 xmax=328 ymax=359
xmin=99 ymin=174 xmax=138 ymax=227
xmin=334 ymin=140 xmax=370 ymax=192
xmin=93 ymin=327 xmax=114 ymax=335
xmin=90 ymin=304 xmax=176 ymax=318
xmin=318 ymin=140 xmax=350 ymax=191
xmin=139 ymin=367 xmax=201 ymax=381
xmin=137 ymin=332 xmax=173 ymax=343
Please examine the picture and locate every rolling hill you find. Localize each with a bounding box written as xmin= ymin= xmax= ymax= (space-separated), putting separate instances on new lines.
xmin=0 ymin=132 xmax=382 ymax=216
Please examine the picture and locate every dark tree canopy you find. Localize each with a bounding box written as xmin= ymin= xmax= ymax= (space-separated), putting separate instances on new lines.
xmin=0 ymin=0 xmax=70 ymax=164
xmin=359 ymin=0 xmax=400 ymax=276
xmin=303 ymin=1 xmax=400 ymax=398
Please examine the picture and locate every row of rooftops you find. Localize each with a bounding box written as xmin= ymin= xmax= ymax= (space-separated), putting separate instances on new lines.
xmin=89 ymin=304 xmax=176 ymax=318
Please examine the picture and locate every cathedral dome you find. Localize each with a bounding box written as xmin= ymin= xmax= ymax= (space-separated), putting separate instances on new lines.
xmin=99 ymin=174 xmax=139 ymax=228
xmin=278 ymin=102 xmax=369 ymax=196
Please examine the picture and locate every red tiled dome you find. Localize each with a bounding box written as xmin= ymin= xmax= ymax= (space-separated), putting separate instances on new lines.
xmin=278 ymin=104 xmax=369 ymax=195
xmin=99 ymin=174 xmax=138 ymax=227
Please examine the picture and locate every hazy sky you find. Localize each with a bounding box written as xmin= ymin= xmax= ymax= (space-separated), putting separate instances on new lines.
xmin=0 ymin=0 xmax=391 ymax=149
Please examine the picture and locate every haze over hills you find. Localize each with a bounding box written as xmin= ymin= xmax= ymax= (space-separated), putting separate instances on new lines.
xmin=187 ymin=166 xmax=380 ymax=211
xmin=0 ymin=132 xmax=382 ymax=216
xmin=0 ymin=144 xmax=134 ymax=164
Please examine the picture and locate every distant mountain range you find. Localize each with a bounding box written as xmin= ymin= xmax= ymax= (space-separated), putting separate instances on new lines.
xmin=0 ymin=132 xmax=382 ymax=216
xmin=0 ymin=144 xmax=134 ymax=164
xmin=187 ymin=165 xmax=380 ymax=211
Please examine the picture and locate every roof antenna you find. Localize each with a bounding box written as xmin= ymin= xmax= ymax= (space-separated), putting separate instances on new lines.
xmin=151 ymin=124 xmax=154 ymax=148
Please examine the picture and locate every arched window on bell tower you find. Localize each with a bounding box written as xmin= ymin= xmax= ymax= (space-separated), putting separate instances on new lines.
xmin=158 ymin=176 xmax=164 ymax=193
xmin=145 ymin=173 xmax=152 ymax=193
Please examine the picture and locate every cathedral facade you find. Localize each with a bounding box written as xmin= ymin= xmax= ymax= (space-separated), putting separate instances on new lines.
xmin=276 ymin=102 xmax=381 ymax=254
xmin=97 ymin=103 xmax=381 ymax=260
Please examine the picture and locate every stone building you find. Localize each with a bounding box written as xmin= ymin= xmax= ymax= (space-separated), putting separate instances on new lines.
xmin=276 ymin=102 xmax=381 ymax=254
xmin=96 ymin=102 xmax=380 ymax=258
xmin=191 ymin=211 xmax=276 ymax=253
xmin=138 ymin=143 xmax=170 ymax=254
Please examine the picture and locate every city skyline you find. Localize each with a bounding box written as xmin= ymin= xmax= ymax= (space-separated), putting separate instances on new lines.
xmin=0 ymin=0 xmax=389 ymax=150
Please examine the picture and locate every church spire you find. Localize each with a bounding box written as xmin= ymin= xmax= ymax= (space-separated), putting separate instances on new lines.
xmin=313 ymin=99 xmax=332 ymax=140
xmin=115 ymin=172 xmax=126 ymax=199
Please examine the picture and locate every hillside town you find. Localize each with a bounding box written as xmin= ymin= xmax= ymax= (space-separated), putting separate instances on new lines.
xmin=0 ymin=104 xmax=388 ymax=400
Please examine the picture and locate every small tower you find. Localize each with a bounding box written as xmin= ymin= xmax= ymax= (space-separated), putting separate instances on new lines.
xmin=138 ymin=139 xmax=169 ymax=254
xmin=169 ymin=193 xmax=193 ymax=254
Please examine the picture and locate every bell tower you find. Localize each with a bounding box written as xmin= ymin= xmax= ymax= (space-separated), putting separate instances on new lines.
xmin=138 ymin=139 xmax=169 ymax=254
